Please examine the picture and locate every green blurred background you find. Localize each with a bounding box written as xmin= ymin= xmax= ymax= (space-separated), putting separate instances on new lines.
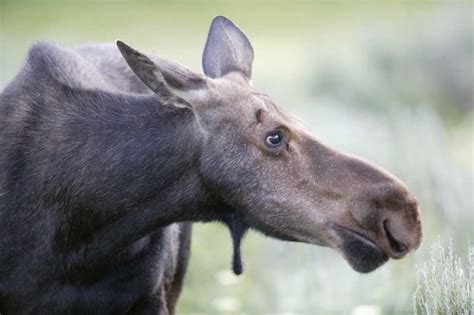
xmin=1 ymin=1 xmax=472 ymax=314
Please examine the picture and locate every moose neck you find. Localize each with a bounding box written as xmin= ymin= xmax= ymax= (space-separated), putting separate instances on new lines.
xmin=49 ymin=89 xmax=224 ymax=264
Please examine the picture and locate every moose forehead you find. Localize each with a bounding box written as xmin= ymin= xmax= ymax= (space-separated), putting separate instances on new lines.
xmin=204 ymin=74 xmax=305 ymax=132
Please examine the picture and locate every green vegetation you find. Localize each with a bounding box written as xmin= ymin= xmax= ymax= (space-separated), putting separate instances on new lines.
xmin=1 ymin=1 xmax=472 ymax=313
xmin=414 ymin=241 xmax=473 ymax=315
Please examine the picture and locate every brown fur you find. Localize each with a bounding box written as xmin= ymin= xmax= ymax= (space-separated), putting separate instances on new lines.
xmin=0 ymin=16 xmax=422 ymax=313
xmin=118 ymin=16 xmax=422 ymax=271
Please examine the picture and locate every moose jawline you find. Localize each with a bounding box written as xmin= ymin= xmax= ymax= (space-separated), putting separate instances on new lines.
xmin=223 ymin=214 xmax=388 ymax=275
xmin=329 ymin=222 xmax=388 ymax=273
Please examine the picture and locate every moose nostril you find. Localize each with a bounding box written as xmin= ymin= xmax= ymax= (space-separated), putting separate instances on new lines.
xmin=383 ymin=220 xmax=408 ymax=257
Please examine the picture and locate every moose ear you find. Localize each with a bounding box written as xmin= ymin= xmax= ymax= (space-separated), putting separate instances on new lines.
xmin=116 ymin=40 xmax=207 ymax=105
xmin=202 ymin=16 xmax=254 ymax=81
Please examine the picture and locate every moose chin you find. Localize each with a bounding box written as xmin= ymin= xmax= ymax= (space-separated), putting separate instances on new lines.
xmin=0 ymin=15 xmax=421 ymax=314
xmin=329 ymin=222 xmax=389 ymax=273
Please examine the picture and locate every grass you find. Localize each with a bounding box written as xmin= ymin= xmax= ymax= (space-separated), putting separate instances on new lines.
xmin=414 ymin=241 xmax=473 ymax=315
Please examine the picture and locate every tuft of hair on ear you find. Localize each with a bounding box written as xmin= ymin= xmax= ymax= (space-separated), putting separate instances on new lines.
xmin=224 ymin=211 xmax=248 ymax=275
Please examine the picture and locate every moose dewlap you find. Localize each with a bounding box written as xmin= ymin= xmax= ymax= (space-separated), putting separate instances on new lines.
xmin=0 ymin=16 xmax=422 ymax=314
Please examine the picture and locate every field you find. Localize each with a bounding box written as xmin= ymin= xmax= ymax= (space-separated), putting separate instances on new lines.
xmin=1 ymin=1 xmax=472 ymax=313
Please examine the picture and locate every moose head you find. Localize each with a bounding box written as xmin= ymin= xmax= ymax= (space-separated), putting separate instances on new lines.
xmin=116 ymin=16 xmax=422 ymax=274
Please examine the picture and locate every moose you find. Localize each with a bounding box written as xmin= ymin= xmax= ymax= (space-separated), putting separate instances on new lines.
xmin=0 ymin=16 xmax=422 ymax=314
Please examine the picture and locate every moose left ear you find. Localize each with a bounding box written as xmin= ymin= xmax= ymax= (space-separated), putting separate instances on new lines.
xmin=117 ymin=40 xmax=207 ymax=106
xmin=202 ymin=16 xmax=254 ymax=81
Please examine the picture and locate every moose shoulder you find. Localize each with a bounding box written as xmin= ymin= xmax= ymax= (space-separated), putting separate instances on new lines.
xmin=0 ymin=16 xmax=422 ymax=314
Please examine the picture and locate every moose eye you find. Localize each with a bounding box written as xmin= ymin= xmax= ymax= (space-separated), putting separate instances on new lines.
xmin=266 ymin=131 xmax=283 ymax=147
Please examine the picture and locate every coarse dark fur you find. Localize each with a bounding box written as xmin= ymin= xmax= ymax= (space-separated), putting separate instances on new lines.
xmin=0 ymin=41 xmax=215 ymax=314
xmin=0 ymin=16 xmax=422 ymax=314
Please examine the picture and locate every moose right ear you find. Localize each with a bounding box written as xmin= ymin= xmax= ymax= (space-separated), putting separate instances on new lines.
xmin=202 ymin=16 xmax=254 ymax=81
xmin=116 ymin=40 xmax=207 ymax=106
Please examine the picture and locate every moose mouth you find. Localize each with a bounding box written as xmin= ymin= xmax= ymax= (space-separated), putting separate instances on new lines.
xmin=330 ymin=223 xmax=388 ymax=273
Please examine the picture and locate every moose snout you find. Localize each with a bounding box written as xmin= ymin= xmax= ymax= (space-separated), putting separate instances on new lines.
xmin=366 ymin=184 xmax=422 ymax=259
